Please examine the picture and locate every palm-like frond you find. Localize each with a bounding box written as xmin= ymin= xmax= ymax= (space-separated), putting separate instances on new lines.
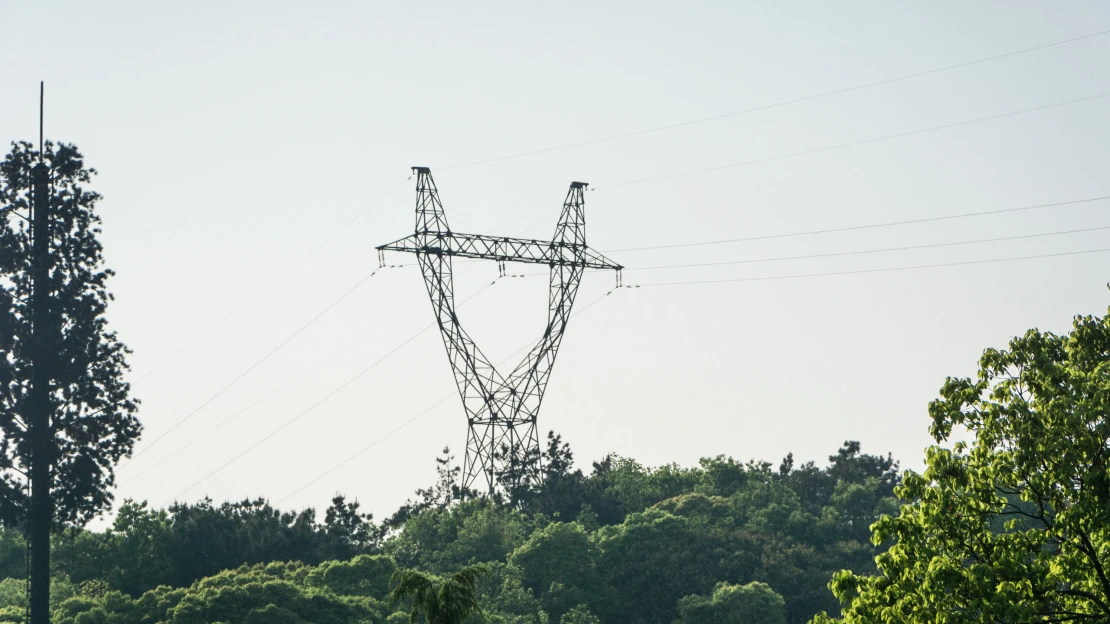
xmin=389 ymin=569 xmax=438 ymax=624
xmin=445 ymin=565 xmax=488 ymax=591
xmin=436 ymin=564 xmax=490 ymax=623
xmin=388 ymin=564 xmax=490 ymax=624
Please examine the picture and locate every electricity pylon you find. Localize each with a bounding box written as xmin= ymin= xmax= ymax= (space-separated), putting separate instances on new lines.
xmin=377 ymin=167 xmax=622 ymax=494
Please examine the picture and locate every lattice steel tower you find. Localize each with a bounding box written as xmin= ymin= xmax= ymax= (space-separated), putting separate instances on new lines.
xmin=377 ymin=167 xmax=622 ymax=494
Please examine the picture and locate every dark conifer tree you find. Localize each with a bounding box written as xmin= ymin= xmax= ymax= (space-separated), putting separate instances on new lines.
xmin=0 ymin=141 xmax=140 ymax=623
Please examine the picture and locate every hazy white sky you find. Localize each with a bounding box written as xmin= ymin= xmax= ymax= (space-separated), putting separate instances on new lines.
xmin=1 ymin=1 xmax=1109 ymax=525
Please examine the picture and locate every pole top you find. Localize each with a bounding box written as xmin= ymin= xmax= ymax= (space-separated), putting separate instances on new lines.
xmin=412 ymin=166 xmax=431 ymax=175
xmin=570 ymin=181 xmax=588 ymax=189
xmin=39 ymin=81 xmax=44 ymax=160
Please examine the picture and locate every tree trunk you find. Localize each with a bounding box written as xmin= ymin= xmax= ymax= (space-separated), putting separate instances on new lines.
xmin=28 ymin=161 xmax=52 ymax=624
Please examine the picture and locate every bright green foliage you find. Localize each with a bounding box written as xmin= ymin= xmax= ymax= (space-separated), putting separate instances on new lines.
xmin=558 ymin=604 xmax=599 ymax=624
xmin=0 ymin=576 xmax=77 ymax=622
xmin=0 ymin=579 xmax=24 ymax=613
xmin=474 ymin=563 xmax=547 ymax=624
xmin=388 ymin=564 xmax=488 ymax=624
xmin=677 ymin=581 xmax=786 ymax=624
xmin=166 ymin=575 xmax=378 ymax=624
xmin=386 ymin=500 xmax=531 ymax=573
xmin=827 ymin=479 xmax=900 ymax=545
xmin=509 ymin=522 xmax=600 ymax=621
xmin=819 ymin=309 xmax=1110 ymax=623
xmin=53 ymin=501 xmax=175 ymax=596
xmin=0 ymin=439 xmax=900 ymax=623
xmin=450 ymin=505 xmax=530 ymax=567
xmin=382 ymin=440 xmax=897 ymax=624
xmin=696 ymin=456 xmax=751 ymax=497
xmin=51 ymin=562 xmax=385 ymax=624
xmin=654 ymin=493 xmax=734 ymax=526
xmin=48 ymin=496 xmax=384 ymax=598
xmin=306 ymin=554 xmax=396 ymax=597
xmin=596 ymin=509 xmax=765 ymax=623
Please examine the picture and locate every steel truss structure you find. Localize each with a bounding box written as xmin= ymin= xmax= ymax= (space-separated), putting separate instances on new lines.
xmin=377 ymin=167 xmax=622 ymax=494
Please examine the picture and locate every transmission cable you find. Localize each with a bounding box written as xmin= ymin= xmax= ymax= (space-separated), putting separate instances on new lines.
xmin=125 ymin=292 xmax=428 ymax=479
xmin=624 ymin=224 xmax=1110 ymax=271
xmin=606 ymin=196 xmax=1109 ymax=253
xmin=274 ymin=286 xmax=621 ymax=506
xmin=133 ymin=209 xmax=553 ymax=469
xmin=134 ymin=177 xmax=409 ymax=382
xmin=593 ymin=93 xmax=1110 ymax=190
xmin=130 ymin=261 xmax=497 ymax=478
xmin=162 ymin=274 xmax=530 ymax=504
xmin=120 ymin=29 xmax=1110 ymax=381
xmin=128 ymin=266 xmax=395 ymax=463
xmin=126 ymin=194 xmax=1110 ymax=465
xmin=439 ymin=29 xmax=1110 ymax=171
xmin=631 ymin=247 xmax=1110 ymax=288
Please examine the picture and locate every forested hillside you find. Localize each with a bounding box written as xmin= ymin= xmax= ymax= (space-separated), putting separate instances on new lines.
xmin=0 ymin=436 xmax=899 ymax=623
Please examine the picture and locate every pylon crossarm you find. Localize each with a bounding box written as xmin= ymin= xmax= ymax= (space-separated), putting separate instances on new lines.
xmin=377 ymin=166 xmax=621 ymax=494
xmin=377 ymin=232 xmax=622 ymax=271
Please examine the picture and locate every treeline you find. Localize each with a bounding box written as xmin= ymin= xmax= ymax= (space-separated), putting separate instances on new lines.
xmin=0 ymin=435 xmax=900 ymax=623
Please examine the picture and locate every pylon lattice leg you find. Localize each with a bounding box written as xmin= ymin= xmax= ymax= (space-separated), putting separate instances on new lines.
xmin=382 ymin=169 xmax=615 ymax=495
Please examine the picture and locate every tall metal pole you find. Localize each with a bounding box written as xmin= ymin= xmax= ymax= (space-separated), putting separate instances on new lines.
xmin=39 ymin=81 xmax=44 ymax=157
xmin=27 ymin=83 xmax=52 ymax=624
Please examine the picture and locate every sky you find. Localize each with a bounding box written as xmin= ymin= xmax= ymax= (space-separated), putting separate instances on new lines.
xmin=1 ymin=1 xmax=1109 ymax=526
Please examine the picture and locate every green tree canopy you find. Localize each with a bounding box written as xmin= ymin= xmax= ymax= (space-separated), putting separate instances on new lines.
xmin=388 ymin=564 xmax=489 ymax=624
xmin=50 ymin=561 xmax=385 ymax=624
xmin=596 ymin=508 xmax=765 ymax=623
xmin=323 ymin=496 xmax=384 ymax=560
xmin=306 ymin=554 xmax=396 ymax=598
xmin=0 ymin=140 xmax=140 ymax=529
xmin=0 ymin=435 xmax=900 ymax=623
xmin=509 ymin=521 xmax=600 ymax=620
xmin=0 ymin=140 xmax=140 ymax=624
xmin=678 ymin=581 xmax=786 ymax=624
xmin=820 ymin=307 xmax=1110 ymax=623
xmin=559 ymin=604 xmax=600 ymax=624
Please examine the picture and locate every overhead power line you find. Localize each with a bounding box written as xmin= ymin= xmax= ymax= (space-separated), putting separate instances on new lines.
xmin=122 ymin=29 xmax=1110 ymax=388
xmin=275 ymin=394 xmax=454 ymax=506
xmin=608 ymin=196 xmax=1110 ymax=253
xmin=439 ymin=29 xmax=1110 ymax=171
xmin=181 ymin=243 xmax=1105 ymax=507
xmin=122 ymin=31 xmax=1110 ymax=389
xmin=166 ymin=320 xmax=440 ymax=505
xmin=595 ymin=92 xmax=1110 ymax=190
xmin=162 ymin=274 xmax=530 ymax=504
xmin=634 ymin=247 xmax=1110 ymax=288
xmin=274 ymin=287 xmax=621 ymax=506
xmin=134 ymin=174 xmax=553 ymax=390
xmin=125 ymin=292 xmax=428 ymax=480
xmin=625 ymin=224 xmax=1110 ymax=271
xmin=129 ymin=267 xmax=395 ymax=464
xmin=134 ymin=177 xmax=410 ymax=383
xmin=128 ymin=256 xmax=506 ymax=468
xmin=130 ymin=194 xmax=1110 ymax=472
